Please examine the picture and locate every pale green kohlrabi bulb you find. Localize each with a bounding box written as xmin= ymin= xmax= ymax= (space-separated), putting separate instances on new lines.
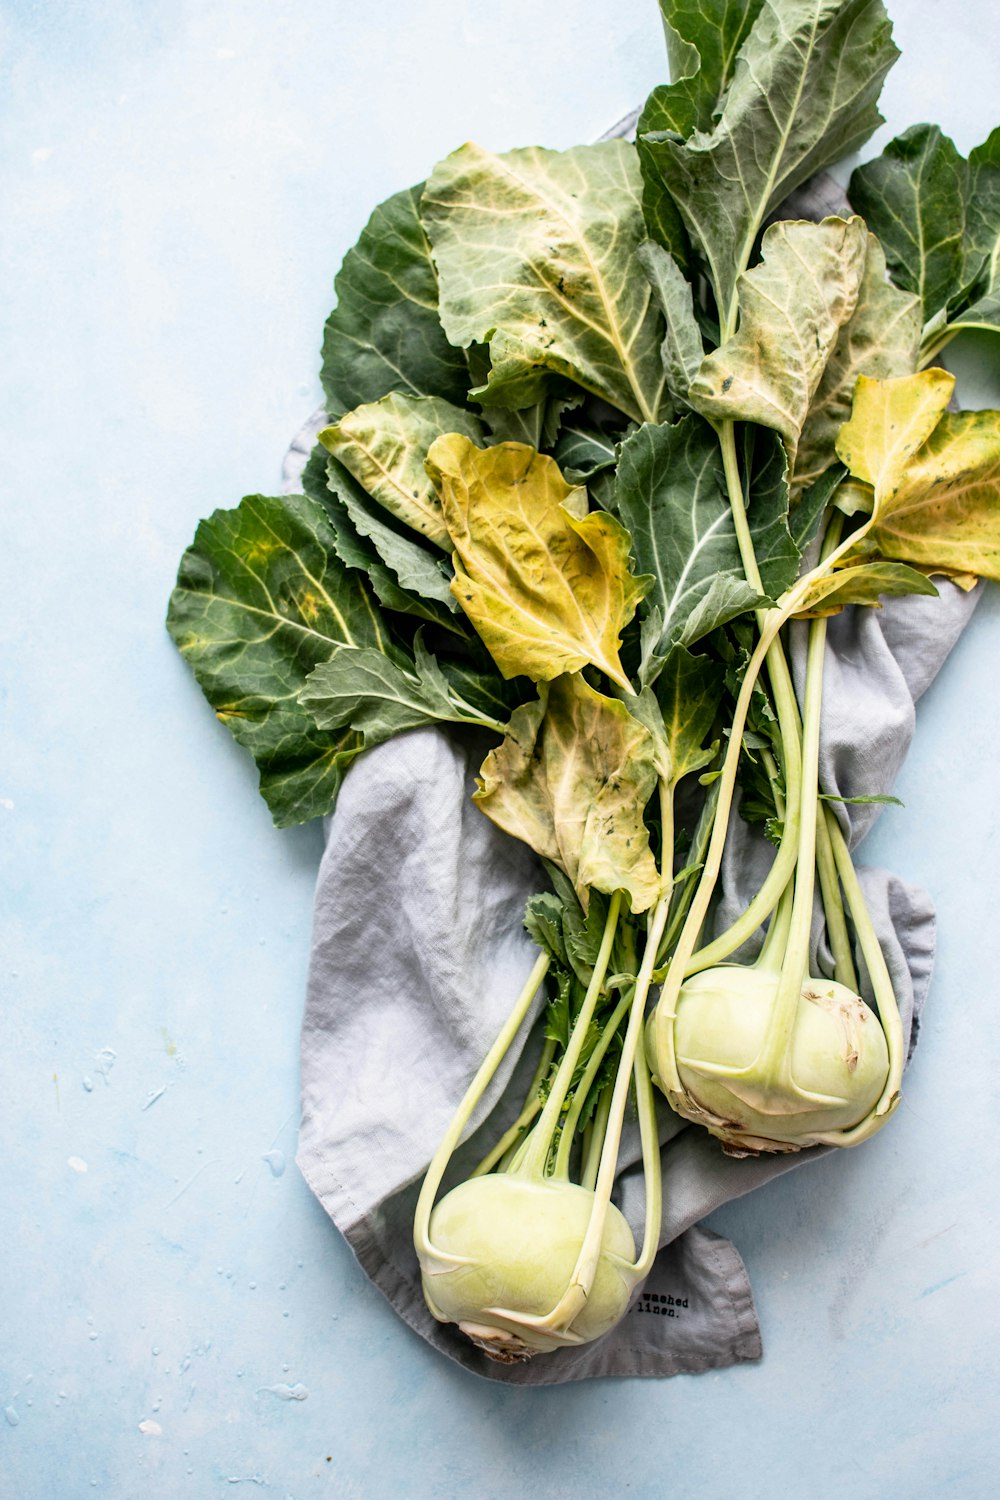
xmin=646 ymin=965 xmax=890 ymax=1156
xmin=419 ymin=1174 xmax=637 ymax=1362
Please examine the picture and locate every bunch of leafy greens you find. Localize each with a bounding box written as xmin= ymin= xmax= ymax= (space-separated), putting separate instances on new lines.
xmin=168 ymin=0 xmax=1000 ymax=1362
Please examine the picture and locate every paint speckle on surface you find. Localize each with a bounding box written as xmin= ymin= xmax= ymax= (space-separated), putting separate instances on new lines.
xmin=67 ymin=1157 xmax=88 ymax=1174
xmin=160 ymin=1027 xmax=178 ymax=1057
xmin=262 ymin=1149 xmax=285 ymax=1177
xmin=258 ymin=1382 xmax=308 ymax=1402
xmin=52 ymin=1073 xmax=60 ymax=1108
xmin=5 ymin=1406 xmax=19 ymax=1427
xmin=0 ymin=796 xmax=14 ymax=810
xmin=141 ymin=1085 xmax=167 ymax=1111
xmin=31 ymin=147 xmax=52 ymax=166
xmin=95 ymin=1048 xmax=116 ymax=1086
xmin=82 ymin=1076 xmax=94 ymax=1092
xmin=138 ymin=1419 xmax=162 ymax=1436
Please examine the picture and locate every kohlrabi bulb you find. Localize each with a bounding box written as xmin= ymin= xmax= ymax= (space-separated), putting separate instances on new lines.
xmin=646 ymin=965 xmax=890 ymax=1155
xmin=419 ymin=1174 xmax=637 ymax=1361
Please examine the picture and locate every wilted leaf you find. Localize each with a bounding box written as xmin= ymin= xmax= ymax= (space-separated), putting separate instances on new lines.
xmin=320 ymin=393 xmax=483 ymax=547
xmin=835 ymin=369 xmax=955 ymax=502
xmin=474 ymin=674 xmax=661 ymax=913
xmin=421 ymin=140 xmax=667 ymax=424
xmin=689 ymin=216 xmax=869 ymax=472
xmin=794 ymin=560 xmax=937 ymax=616
xmin=794 ymin=234 xmax=921 ymax=491
xmin=321 ymin=184 xmax=469 ymax=413
xmin=427 ymin=435 xmax=649 ymax=690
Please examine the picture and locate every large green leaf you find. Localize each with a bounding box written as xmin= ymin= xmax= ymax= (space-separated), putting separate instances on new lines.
xmin=319 ymin=393 xmax=482 ymax=548
xmin=427 ymin=434 xmax=649 ymax=691
xmin=838 ymin=371 xmax=1000 ymax=580
xmin=651 ymin=645 xmax=724 ymax=784
xmin=794 ymin=234 xmax=921 ymax=491
xmin=614 ymin=415 xmax=767 ymax=657
xmin=167 ymin=493 xmax=391 ymax=826
xmin=421 ymin=140 xmax=667 ymax=424
xmin=301 ymin=633 xmax=505 ymax=749
xmin=637 ymin=2 xmax=763 ymax=262
xmin=690 ymin=216 xmax=869 ymax=471
xmin=848 ymin=125 xmax=971 ymax=327
xmin=321 ymin=184 xmax=469 ymax=413
xmin=474 ymin=674 xmax=661 ymax=913
xmin=641 ymin=0 xmax=898 ymax=321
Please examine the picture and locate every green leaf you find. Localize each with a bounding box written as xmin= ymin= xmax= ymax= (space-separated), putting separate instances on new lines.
xmin=551 ymin=421 xmax=622 ymax=482
xmin=794 ymin=234 xmax=921 ymax=491
xmin=325 ymin=457 xmax=459 ymax=611
xmin=641 ymin=0 xmax=898 ymax=321
xmin=819 ymin=792 xmax=903 ymax=807
xmin=652 ymin=646 xmax=724 ymax=785
xmin=167 ymin=493 xmax=391 ymax=826
xmin=636 ymin=3 xmax=763 ymax=263
xmin=474 ymin=674 xmax=661 ymax=914
xmin=321 ymin=183 xmax=469 ymax=413
xmin=421 ymin=140 xmax=667 ymax=424
xmin=794 ymin=560 xmax=938 ymax=616
xmin=848 ymin=125 xmax=971 ymax=327
xmin=614 ymin=415 xmax=767 ymax=657
xmin=427 ymin=434 xmax=649 ymax=690
xmin=300 ymin=633 xmax=503 ymax=748
xmin=523 ymin=892 xmax=571 ymax=972
xmin=790 ymin=462 xmax=846 ymax=552
xmin=740 ymin=426 xmax=800 ymax=597
xmin=637 ymin=240 xmax=704 ymax=411
xmin=689 ymin=217 xmax=869 ymax=471
xmin=951 ymin=128 xmax=1000 ymax=335
xmin=319 ymin=393 xmax=483 ymax=548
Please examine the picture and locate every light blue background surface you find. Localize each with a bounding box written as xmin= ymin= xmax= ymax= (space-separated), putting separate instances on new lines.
xmin=3 ymin=2 xmax=999 ymax=1496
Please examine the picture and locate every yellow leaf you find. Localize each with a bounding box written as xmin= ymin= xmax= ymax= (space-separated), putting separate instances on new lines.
xmin=835 ymin=369 xmax=955 ymax=502
xmin=474 ymin=674 xmax=661 ymax=913
xmin=427 ymin=434 xmax=649 ymax=690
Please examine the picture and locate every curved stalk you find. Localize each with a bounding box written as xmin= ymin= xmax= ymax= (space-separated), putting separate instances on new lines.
xmin=580 ymin=1086 xmax=612 ymax=1192
xmin=413 ymin=951 xmax=550 ymax=1268
xmin=815 ymin=801 xmax=859 ymax=990
xmin=471 ymin=1039 xmax=555 ymax=1178
xmin=812 ymin=809 xmax=904 ymax=1145
xmin=514 ymin=892 xmax=622 ymax=1180
xmin=553 ymin=988 xmax=633 ymax=1180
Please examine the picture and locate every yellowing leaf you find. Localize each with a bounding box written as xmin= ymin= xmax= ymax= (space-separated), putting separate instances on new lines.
xmin=794 ymin=234 xmax=922 ymax=492
xmin=427 ymin=434 xmax=649 ymax=690
xmin=868 ymin=409 xmax=1000 ymax=579
xmin=690 ymin=217 xmax=868 ymax=471
xmin=474 ymin=674 xmax=661 ymax=914
xmin=793 ymin=560 xmax=937 ymax=617
xmin=320 ymin=393 xmax=482 ymax=548
xmin=834 ymin=369 xmax=955 ymax=502
xmin=837 ymin=372 xmax=1000 ymax=582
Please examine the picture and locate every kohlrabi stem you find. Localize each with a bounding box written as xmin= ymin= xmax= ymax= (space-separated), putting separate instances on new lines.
xmin=755 ymin=874 xmax=794 ymax=972
xmin=553 ymin=987 xmax=634 ymax=1180
xmin=413 ymin=950 xmax=550 ymax=1265
xmin=515 ymin=891 xmax=623 ymax=1180
xmin=542 ymin=891 xmax=670 ymax=1330
xmin=470 ymin=1038 xmax=556 ymax=1178
xmin=815 ymin=799 xmax=859 ymax=991
xmin=816 ymin=809 xmax=904 ymax=1144
xmin=580 ymin=1086 xmax=612 ymax=1192
xmin=920 ymin=326 xmax=958 ymax=368
xmin=752 ymin=611 xmax=828 ymax=1085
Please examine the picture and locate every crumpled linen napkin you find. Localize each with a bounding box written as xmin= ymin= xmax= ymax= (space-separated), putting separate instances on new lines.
xmin=287 ymin=152 xmax=980 ymax=1382
xmin=295 ymin=581 xmax=978 ymax=1384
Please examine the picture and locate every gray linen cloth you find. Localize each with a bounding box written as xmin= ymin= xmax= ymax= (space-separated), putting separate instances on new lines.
xmin=294 ymin=583 xmax=978 ymax=1384
xmin=288 ymin=157 xmax=980 ymax=1382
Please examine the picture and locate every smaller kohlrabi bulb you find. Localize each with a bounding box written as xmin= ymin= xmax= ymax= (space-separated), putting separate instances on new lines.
xmin=646 ymin=965 xmax=890 ymax=1155
xmin=420 ymin=1174 xmax=637 ymax=1361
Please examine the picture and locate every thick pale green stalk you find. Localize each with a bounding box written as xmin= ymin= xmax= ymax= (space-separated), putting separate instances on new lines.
xmin=815 ymin=800 xmax=859 ymax=991
xmin=413 ymin=951 xmax=550 ymax=1265
xmin=553 ymin=989 xmax=633 ymax=1179
xmin=815 ymin=810 xmax=904 ymax=1144
xmin=471 ymin=1039 xmax=555 ymax=1178
xmin=580 ymin=1086 xmax=612 ymax=1192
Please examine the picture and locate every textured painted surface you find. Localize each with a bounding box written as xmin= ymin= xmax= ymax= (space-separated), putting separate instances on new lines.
xmin=1 ymin=2 xmax=998 ymax=1496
